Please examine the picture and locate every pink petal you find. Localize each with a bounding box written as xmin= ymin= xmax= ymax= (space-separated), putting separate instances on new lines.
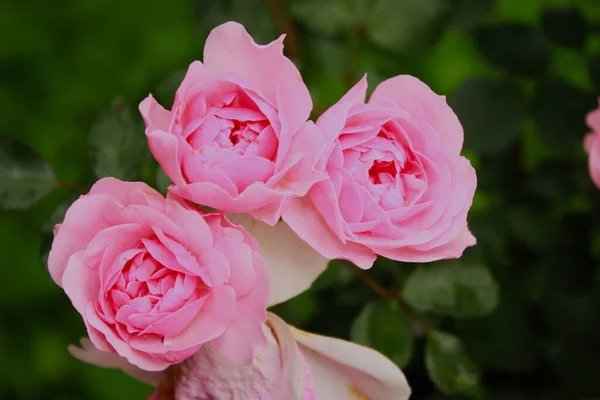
xmin=200 ymin=248 xmax=231 ymax=287
xmin=139 ymin=296 xmax=209 ymax=337
xmin=283 ymin=196 xmax=376 ymax=269
xmin=290 ymin=326 xmax=410 ymax=400
xmin=146 ymin=130 xmax=187 ymax=186
xmin=228 ymin=213 xmax=327 ymax=307
xmin=210 ymin=252 xmax=269 ymax=366
xmin=68 ymin=337 xmax=163 ymax=386
xmin=370 ymin=75 xmax=463 ymax=159
xmin=217 ymin=156 xmax=275 ymax=193
xmin=170 ymin=180 xmax=283 ymax=220
xmin=203 ymin=22 xmax=311 ymax=134
xmin=316 ymin=76 xmax=368 ymax=150
xmin=84 ymin=303 xmax=170 ymax=371
xmin=159 ymin=285 xmax=235 ymax=353
xmin=48 ymin=193 xmax=117 ymax=286
xmin=61 ymin=251 xmax=99 ymax=315
xmin=377 ymin=225 xmax=476 ymax=262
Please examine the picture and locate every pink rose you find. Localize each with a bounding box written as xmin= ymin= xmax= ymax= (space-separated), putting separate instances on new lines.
xmin=584 ymin=98 xmax=600 ymax=188
xmin=283 ymin=76 xmax=477 ymax=269
xmin=71 ymin=313 xmax=410 ymax=400
xmin=48 ymin=178 xmax=269 ymax=371
xmin=140 ymin=22 xmax=323 ymax=225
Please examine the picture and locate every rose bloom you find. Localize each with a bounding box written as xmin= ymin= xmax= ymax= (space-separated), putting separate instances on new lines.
xmin=47 ymin=178 xmax=269 ymax=371
xmin=584 ymin=98 xmax=600 ymax=188
xmin=71 ymin=313 xmax=410 ymax=400
xmin=283 ymin=76 xmax=477 ymax=269
xmin=140 ymin=22 xmax=323 ymax=225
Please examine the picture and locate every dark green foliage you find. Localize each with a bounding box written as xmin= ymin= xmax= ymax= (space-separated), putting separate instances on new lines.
xmin=449 ymin=78 xmax=524 ymax=154
xmin=2 ymin=0 xmax=600 ymax=399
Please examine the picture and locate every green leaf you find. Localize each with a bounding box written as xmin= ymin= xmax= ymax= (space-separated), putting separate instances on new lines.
xmin=426 ymin=331 xmax=482 ymax=398
xmin=403 ymin=261 xmax=499 ymax=318
xmin=532 ymin=80 xmax=597 ymax=147
xmin=350 ymin=299 xmax=414 ymax=367
xmin=475 ymin=23 xmax=550 ymax=77
xmin=365 ymin=0 xmax=447 ymax=55
xmin=420 ymin=31 xmax=493 ymax=94
xmin=0 ymin=138 xmax=57 ymax=210
xmin=89 ymin=100 xmax=149 ymax=181
xmin=448 ymin=78 xmax=524 ymax=154
xmin=541 ymin=7 xmax=589 ymax=49
xmin=270 ymin=290 xmax=317 ymax=327
xmin=455 ymin=289 xmax=536 ymax=372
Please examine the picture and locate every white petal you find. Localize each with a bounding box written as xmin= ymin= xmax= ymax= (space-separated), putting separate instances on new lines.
xmin=68 ymin=338 xmax=163 ymax=386
xmin=290 ymin=326 xmax=411 ymax=400
xmin=228 ymin=214 xmax=329 ymax=306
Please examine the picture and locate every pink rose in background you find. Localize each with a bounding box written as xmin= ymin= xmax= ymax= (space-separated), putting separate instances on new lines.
xmin=48 ymin=178 xmax=269 ymax=371
xmin=584 ymin=98 xmax=600 ymax=188
xmin=284 ymin=75 xmax=477 ymax=269
xmin=71 ymin=313 xmax=410 ymax=400
xmin=140 ymin=22 xmax=323 ymax=226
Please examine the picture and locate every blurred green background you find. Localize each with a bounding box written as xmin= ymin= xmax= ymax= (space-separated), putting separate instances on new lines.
xmin=2 ymin=0 xmax=600 ymax=399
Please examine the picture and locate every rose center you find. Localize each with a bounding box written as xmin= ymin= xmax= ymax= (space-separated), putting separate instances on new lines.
xmin=228 ymin=119 xmax=259 ymax=147
xmin=369 ymin=159 xmax=398 ymax=185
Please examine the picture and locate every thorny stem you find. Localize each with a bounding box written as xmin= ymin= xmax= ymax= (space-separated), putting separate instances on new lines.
xmin=265 ymin=0 xmax=302 ymax=61
xmin=345 ymin=261 xmax=434 ymax=334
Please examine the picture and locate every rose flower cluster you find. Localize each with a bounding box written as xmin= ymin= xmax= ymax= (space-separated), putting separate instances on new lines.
xmin=48 ymin=22 xmax=477 ymax=399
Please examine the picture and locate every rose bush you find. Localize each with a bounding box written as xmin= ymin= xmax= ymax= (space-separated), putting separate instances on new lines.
xmin=48 ymin=178 xmax=270 ymax=371
xmin=283 ymin=76 xmax=477 ymax=269
xmin=140 ymin=22 xmax=323 ymax=226
xmin=584 ymin=99 xmax=600 ymax=188
xmin=71 ymin=314 xmax=411 ymax=400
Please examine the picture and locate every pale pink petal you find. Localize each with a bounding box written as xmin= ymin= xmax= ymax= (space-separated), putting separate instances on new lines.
xmin=68 ymin=337 xmax=163 ymax=386
xmin=160 ymin=286 xmax=235 ymax=352
xmin=272 ymin=121 xmax=327 ymax=196
xmin=88 ymin=178 xmax=166 ymax=209
xmin=203 ymin=22 xmax=311 ymax=133
xmin=377 ymin=225 xmax=476 ymax=262
xmin=282 ymin=196 xmax=377 ymax=270
xmin=316 ymin=76 xmax=368 ymax=150
xmin=146 ymin=130 xmax=186 ymax=186
xmin=48 ymin=194 xmax=116 ymax=285
xmin=210 ymin=252 xmax=269 ymax=365
xmin=267 ymin=313 xmax=311 ymax=400
xmin=85 ymin=303 xmax=170 ymax=371
xmin=139 ymin=94 xmax=172 ymax=135
xmin=370 ymin=75 xmax=463 ymax=158
xmin=61 ymin=251 xmax=98 ymax=315
xmin=229 ymin=213 xmax=329 ymax=306
xmin=290 ymin=326 xmax=411 ymax=400
xmin=170 ymin=180 xmax=283 ymax=218
xmin=217 ymin=156 xmax=275 ymax=192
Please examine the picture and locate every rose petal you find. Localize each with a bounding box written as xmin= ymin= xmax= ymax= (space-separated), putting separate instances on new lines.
xmin=229 ymin=213 xmax=328 ymax=306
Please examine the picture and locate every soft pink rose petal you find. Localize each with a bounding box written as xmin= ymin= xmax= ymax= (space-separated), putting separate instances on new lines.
xmin=282 ymin=196 xmax=377 ymax=270
xmin=370 ymin=75 xmax=464 ymax=158
xmin=290 ymin=326 xmax=410 ymax=400
xmin=68 ymin=338 xmax=163 ymax=386
xmin=229 ymin=213 xmax=329 ymax=306
xmin=202 ymin=21 xmax=311 ymax=133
